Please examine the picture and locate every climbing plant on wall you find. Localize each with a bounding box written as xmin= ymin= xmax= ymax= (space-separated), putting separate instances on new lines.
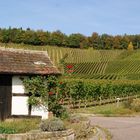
xmin=23 ymin=76 xmax=67 ymax=118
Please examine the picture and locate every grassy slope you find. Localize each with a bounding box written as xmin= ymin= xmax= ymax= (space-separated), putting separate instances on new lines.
xmin=74 ymin=103 xmax=139 ymax=117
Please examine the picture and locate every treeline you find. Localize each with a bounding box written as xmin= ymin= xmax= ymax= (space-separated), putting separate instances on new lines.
xmin=0 ymin=27 xmax=140 ymax=49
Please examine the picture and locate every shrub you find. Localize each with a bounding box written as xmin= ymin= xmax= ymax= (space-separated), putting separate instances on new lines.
xmin=131 ymin=98 xmax=140 ymax=112
xmin=40 ymin=118 xmax=66 ymax=132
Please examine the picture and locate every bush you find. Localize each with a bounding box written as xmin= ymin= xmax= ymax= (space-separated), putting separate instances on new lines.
xmin=131 ymin=98 xmax=140 ymax=112
xmin=40 ymin=118 xmax=66 ymax=132
xmin=48 ymin=101 xmax=69 ymax=119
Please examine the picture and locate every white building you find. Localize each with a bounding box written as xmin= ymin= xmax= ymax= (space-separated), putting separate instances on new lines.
xmin=0 ymin=47 xmax=60 ymax=121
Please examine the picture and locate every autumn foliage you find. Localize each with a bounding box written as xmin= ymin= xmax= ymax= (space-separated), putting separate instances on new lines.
xmin=0 ymin=27 xmax=140 ymax=49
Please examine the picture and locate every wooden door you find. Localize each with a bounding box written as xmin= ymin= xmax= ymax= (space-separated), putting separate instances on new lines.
xmin=0 ymin=75 xmax=12 ymax=121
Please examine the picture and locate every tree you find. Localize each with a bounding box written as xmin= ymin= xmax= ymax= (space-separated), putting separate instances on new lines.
xmin=99 ymin=34 xmax=113 ymax=49
xmin=22 ymin=30 xmax=35 ymax=44
xmin=67 ymin=33 xmax=88 ymax=48
xmin=1 ymin=29 xmax=10 ymax=43
xmin=11 ymin=28 xmax=24 ymax=44
xmin=127 ymin=42 xmax=134 ymax=50
xmin=88 ymin=32 xmax=99 ymax=49
xmin=49 ymin=30 xmax=66 ymax=46
xmin=37 ymin=31 xmax=50 ymax=45
xmin=120 ymin=35 xmax=130 ymax=49
xmin=113 ymin=35 xmax=122 ymax=49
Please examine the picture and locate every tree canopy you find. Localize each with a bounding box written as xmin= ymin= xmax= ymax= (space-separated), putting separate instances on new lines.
xmin=0 ymin=27 xmax=140 ymax=49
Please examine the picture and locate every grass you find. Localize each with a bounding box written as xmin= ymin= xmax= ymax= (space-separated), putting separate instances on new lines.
xmin=0 ymin=116 xmax=95 ymax=139
xmin=0 ymin=118 xmax=41 ymax=134
xmin=73 ymin=103 xmax=139 ymax=117
xmin=0 ymin=117 xmax=95 ymax=139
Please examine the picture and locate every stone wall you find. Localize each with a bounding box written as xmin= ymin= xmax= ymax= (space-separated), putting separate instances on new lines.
xmin=0 ymin=129 xmax=74 ymax=140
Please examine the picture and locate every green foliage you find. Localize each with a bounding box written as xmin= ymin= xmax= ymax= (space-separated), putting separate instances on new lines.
xmin=0 ymin=126 xmax=17 ymax=134
xmin=23 ymin=76 xmax=137 ymax=117
xmin=23 ymin=76 xmax=48 ymax=106
xmin=40 ymin=118 xmax=66 ymax=132
xmin=1 ymin=27 xmax=140 ymax=49
xmin=66 ymin=33 xmax=88 ymax=48
xmin=59 ymin=80 xmax=140 ymax=102
xmin=23 ymin=75 xmax=68 ymax=118
xmin=49 ymin=30 xmax=67 ymax=46
xmin=70 ymin=81 xmax=85 ymax=101
xmin=48 ymin=102 xmax=68 ymax=118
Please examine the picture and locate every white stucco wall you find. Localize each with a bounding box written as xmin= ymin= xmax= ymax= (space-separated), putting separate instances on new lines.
xmin=12 ymin=76 xmax=26 ymax=94
xmin=12 ymin=96 xmax=29 ymax=115
xmin=11 ymin=76 xmax=48 ymax=119
xmin=31 ymin=106 xmax=48 ymax=119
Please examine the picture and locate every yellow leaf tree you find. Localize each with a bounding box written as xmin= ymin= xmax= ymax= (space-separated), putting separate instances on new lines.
xmin=127 ymin=42 xmax=134 ymax=50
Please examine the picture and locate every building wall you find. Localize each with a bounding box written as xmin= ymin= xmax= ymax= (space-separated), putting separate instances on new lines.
xmin=12 ymin=76 xmax=25 ymax=94
xmin=11 ymin=76 xmax=48 ymax=119
xmin=12 ymin=96 xmax=29 ymax=115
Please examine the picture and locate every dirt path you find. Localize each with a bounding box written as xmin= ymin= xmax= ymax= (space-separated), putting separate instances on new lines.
xmin=89 ymin=116 xmax=140 ymax=140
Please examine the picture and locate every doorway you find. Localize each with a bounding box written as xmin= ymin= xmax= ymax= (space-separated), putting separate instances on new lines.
xmin=0 ymin=75 xmax=12 ymax=121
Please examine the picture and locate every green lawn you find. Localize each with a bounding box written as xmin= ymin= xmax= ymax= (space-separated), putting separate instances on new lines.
xmin=73 ymin=103 xmax=139 ymax=117
xmin=0 ymin=118 xmax=40 ymax=134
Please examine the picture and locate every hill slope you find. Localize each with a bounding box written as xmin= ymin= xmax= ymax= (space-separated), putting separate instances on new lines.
xmin=3 ymin=43 xmax=140 ymax=80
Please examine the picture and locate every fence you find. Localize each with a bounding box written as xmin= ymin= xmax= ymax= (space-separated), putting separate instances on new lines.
xmin=61 ymin=94 xmax=140 ymax=109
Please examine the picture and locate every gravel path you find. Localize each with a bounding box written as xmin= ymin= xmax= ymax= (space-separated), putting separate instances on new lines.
xmin=89 ymin=116 xmax=140 ymax=140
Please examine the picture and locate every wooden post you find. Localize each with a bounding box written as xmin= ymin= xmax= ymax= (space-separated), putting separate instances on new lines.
xmin=116 ymin=98 xmax=120 ymax=107
xmin=99 ymin=96 xmax=102 ymax=105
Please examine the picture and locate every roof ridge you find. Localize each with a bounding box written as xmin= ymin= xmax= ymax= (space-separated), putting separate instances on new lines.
xmin=0 ymin=46 xmax=48 ymax=55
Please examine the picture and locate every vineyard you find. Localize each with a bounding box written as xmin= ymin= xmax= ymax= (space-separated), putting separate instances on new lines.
xmin=3 ymin=43 xmax=140 ymax=112
xmin=46 ymin=46 xmax=140 ymax=80
xmin=2 ymin=43 xmax=140 ymax=80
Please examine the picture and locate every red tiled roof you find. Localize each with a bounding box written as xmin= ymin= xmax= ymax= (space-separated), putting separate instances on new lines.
xmin=0 ymin=47 xmax=60 ymax=75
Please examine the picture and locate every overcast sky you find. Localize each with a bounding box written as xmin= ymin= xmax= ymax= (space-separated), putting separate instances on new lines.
xmin=0 ymin=0 xmax=140 ymax=36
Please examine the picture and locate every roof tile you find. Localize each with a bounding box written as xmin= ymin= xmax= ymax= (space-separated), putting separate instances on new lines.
xmin=0 ymin=47 xmax=60 ymax=75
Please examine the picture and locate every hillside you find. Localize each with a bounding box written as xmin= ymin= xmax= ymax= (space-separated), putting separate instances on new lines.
xmin=2 ymin=43 xmax=140 ymax=80
xmin=46 ymin=46 xmax=140 ymax=80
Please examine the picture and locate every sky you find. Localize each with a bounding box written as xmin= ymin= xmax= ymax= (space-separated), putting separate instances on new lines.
xmin=0 ymin=0 xmax=140 ymax=36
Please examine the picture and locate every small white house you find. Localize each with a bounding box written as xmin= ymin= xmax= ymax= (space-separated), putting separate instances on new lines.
xmin=0 ymin=47 xmax=60 ymax=121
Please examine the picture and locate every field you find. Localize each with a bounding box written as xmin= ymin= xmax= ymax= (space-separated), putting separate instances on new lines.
xmin=3 ymin=43 xmax=140 ymax=80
